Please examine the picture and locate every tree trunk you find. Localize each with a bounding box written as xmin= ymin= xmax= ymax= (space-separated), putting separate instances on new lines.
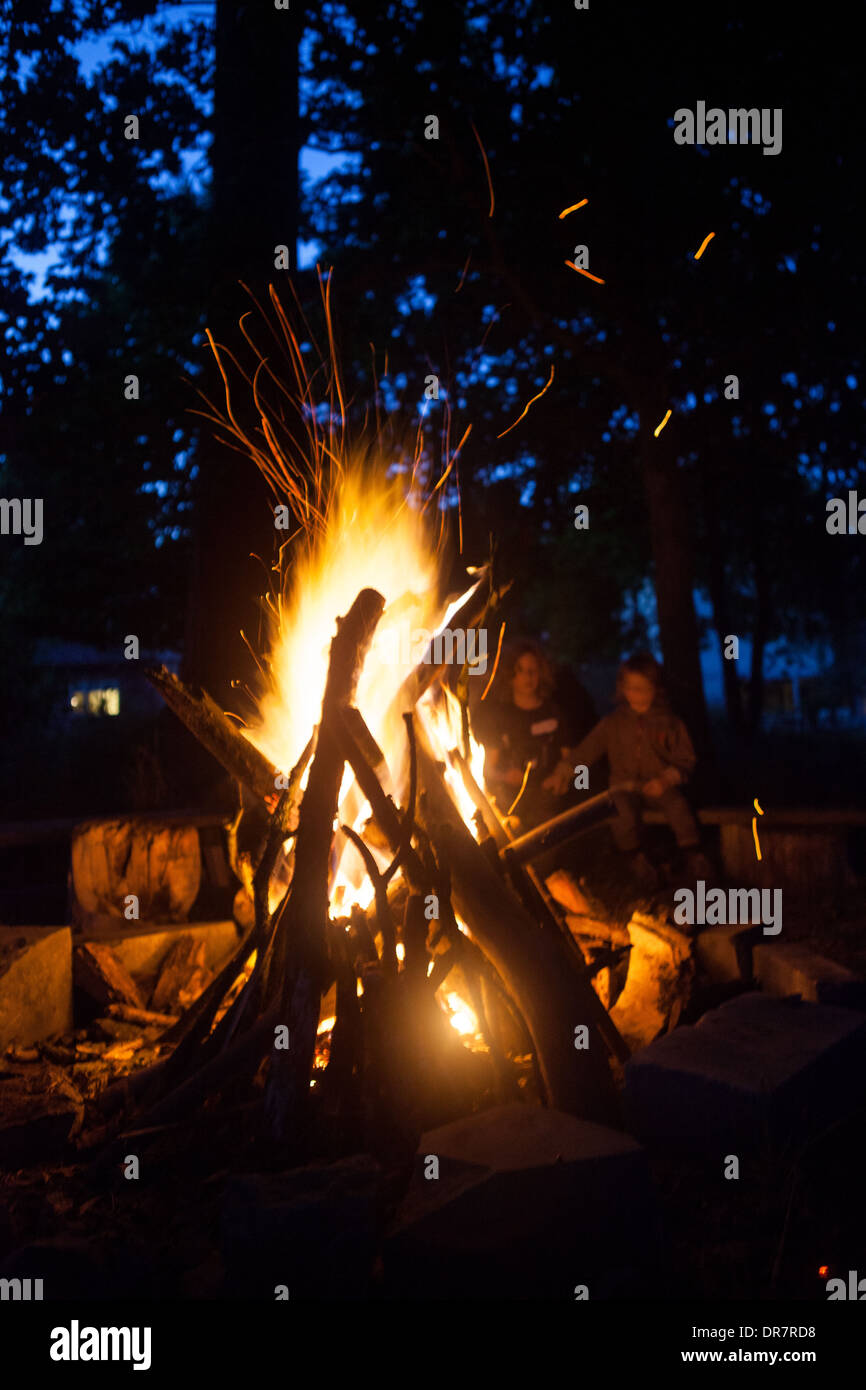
xmin=186 ymin=1 xmax=301 ymax=707
xmin=698 ymin=457 xmax=744 ymax=734
xmin=638 ymin=409 xmax=709 ymax=752
xmin=748 ymin=538 xmax=770 ymax=737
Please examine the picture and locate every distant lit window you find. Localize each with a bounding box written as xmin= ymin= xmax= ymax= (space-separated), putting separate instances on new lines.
xmin=70 ymin=687 xmax=120 ymax=716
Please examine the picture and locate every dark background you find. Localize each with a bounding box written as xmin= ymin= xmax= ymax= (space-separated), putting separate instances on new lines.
xmin=1 ymin=0 xmax=863 ymax=819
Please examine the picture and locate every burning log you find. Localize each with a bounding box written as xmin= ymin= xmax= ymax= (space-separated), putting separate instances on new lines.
xmin=133 ymin=575 xmax=630 ymax=1152
xmin=501 ymin=788 xmax=629 ymax=867
xmin=145 ymin=665 xmax=282 ymax=800
xmin=394 ymin=566 xmax=510 ymax=711
xmin=413 ymin=736 xmax=623 ymax=1125
xmin=263 ymin=588 xmax=386 ymax=1142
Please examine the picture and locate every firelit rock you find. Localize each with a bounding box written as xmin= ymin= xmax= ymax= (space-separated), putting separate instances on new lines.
xmin=384 ymin=1104 xmax=660 ymax=1299
xmin=753 ymin=943 xmax=866 ymax=1010
xmin=625 ymin=992 xmax=866 ymax=1154
xmin=609 ymin=911 xmax=695 ymax=1050
xmin=0 ymin=925 xmax=73 ymax=1049
xmin=80 ymin=919 xmax=239 ymax=984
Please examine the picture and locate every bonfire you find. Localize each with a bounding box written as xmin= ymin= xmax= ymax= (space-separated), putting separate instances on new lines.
xmin=97 ymin=274 xmax=648 ymax=1162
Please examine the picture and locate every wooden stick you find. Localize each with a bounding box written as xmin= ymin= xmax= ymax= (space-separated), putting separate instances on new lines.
xmin=264 ymin=588 xmax=386 ymax=1142
xmin=340 ymin=824 xmax=397 ymax=976
xmin=414 ymin=731 xmax=623 ymax=1124
xmin=335 ymin=705 xmax=428 ymax=891
xmin=107 ymin=1004 xmax=179 ymax=1028
xmin=145 ymin=665 xmax=281 ymax=800
xmin=502 ymin=788 xmax=628 ymax=866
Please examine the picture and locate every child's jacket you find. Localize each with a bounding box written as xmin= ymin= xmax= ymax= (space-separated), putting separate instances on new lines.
xmin=572 ymin=695 xmax=697 ymax=789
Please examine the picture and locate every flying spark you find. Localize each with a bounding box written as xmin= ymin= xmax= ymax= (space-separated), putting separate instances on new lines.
xmin=564 ymin=260 xmax=605 ymax=285
xmin=653 ymin=409 xmax=672 ymax=437
xmin=497 ymin=364 xmax=555 ymax=439
xmin=558 ymin=198 xmax=588 ymax=219
xmin=694 ymin=232 xmax=716 ymax=260
xmin=752 ymin=797 xmax=765 ymax=860
xmin=470 ymin=121 xmax=495 ymax=217
xmin=481 ymin=620 xmax=506 ymax=701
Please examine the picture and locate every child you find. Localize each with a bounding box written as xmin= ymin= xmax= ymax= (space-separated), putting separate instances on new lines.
xmin=571 ymin=652 xmax=712 ymax=888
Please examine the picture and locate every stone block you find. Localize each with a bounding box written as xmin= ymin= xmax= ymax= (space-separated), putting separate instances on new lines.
xmin=384 ymin=1104 xmax=660 ymax=1299
xmin=625 ymin=992 xmax=866 ymax=1154
xmin=81 ymin=919 xmax=239 ymax=982
xmin=0 ymin=926 xmax=73 ymax=1049
xmin=753 ymin=943 xmax=866 ymax=1010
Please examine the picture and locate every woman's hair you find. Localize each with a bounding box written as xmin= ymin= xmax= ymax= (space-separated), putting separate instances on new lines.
xmin=508 ymin=640 xmax=555 ymax=700
xmin=616 ymin=650 xmax=665 ymax=698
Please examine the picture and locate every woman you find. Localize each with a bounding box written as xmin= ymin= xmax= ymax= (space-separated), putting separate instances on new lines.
xmin=474 ymin=642 xmax=598 ymax=915
xmin=477 ymin=642 xmax=592 ymax=829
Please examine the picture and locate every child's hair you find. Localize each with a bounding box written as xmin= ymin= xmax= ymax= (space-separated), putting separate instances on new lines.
xmin=616 ymin=650 xmax=665 ymax=698
xmin=508 ymin=640 xmax=555 ymax=700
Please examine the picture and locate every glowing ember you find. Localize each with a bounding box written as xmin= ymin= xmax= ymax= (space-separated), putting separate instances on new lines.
xmin=497 ymin=364 xmax=555 ymax=440
xmin=558 ymin=198 xmax=588 ymax=219
xmin=752 ymin=796 xmax=765 ymax=860
xmin=653 ymin=408 xmax=672 ymax=437
xmin=694 ymin=231 xmax=715 ymax=260
xmin=564 ymin=260 xmax=605 ymax=285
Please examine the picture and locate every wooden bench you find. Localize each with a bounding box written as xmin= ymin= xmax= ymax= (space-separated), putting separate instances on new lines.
xmin=643 ymin=806 xmax=866 ymax=897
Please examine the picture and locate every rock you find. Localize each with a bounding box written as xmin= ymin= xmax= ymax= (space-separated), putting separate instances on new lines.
xmin=753 ymin=943 xmax=866 ymax=1010
xmin=73 ymin=942 xmax=144 ymax=1010
xmin=625 ymin=992 xmax=866 ymax=1154
xmin=695 ymin=924 xmax=762 ymax=984
xmin=81 ymin=919 xmax=239 ymax=983
xmin=384 ymin=1104 xmax=659 ymax=1298
xmin=0 ymin=926 xmax=73 ymax=1050
xmin=221 ymin=1156 xmax=382 ymax=1298
xmin=609 ymin=910 xmax=695 ymax=1050
xmin=71 ymin=817 xmax=201 ymax=923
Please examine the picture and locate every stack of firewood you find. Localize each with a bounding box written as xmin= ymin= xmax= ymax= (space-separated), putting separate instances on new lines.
xmin=85 ymin=581 xmax=634 ymax=1163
